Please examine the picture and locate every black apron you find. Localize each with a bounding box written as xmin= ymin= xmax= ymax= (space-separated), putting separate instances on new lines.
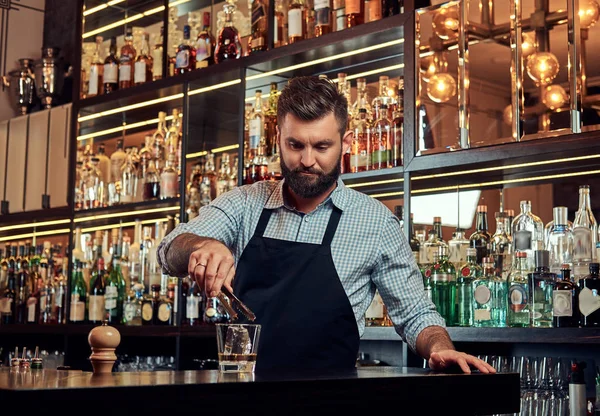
xmin=233 ymin=206 xmax=360 ymax=371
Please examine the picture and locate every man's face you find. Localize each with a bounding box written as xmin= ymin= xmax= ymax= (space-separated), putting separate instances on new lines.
xmin=278 ymin=112 xmax=351 ymax=199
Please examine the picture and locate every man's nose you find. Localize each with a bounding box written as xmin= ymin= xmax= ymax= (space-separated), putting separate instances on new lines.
xmin=301 ymin=148 xmax=316 ymax=167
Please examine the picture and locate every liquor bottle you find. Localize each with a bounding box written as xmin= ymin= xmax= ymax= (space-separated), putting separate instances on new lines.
xmin=134 ymin=32 xmax=153 ymax=86
xmin=216 ymin=153 xmax=235 ymax=196
xmin=267 ymin=139 xmax=282 ymax=181
xmin=204 ymin=295 xmax=230 ymax=324
xmin=88 ymin=35 xmax=104 ymax=97
xmin=103 ymin=36 xmax=119 ymax=94
xmin=547 ymin=206 xmax=574 ymax=274
xmin=264 ymin=82 xmax=279 ymax=155
xmin=110 ymin=138 xmax=127 ymax=185
xmin=182 ymin=277 xmax=203 ymax=326
xmin=38 ymin=245 xmax=54 ymax=324
xmin=0 ymin=272 xmax=15 ymax=324
xmin=249 ymin=0 xmax=268 ymax=53
xmin=350 ymin=108 xmax=371 ymax=173
xmin=69 ymin=260 xmax=87 ymax=323
xmin=88 ymin=255 xmax=106 ymax=324
xmin=365 ymin=289 xmax=392 ymax=326
xmin=409 ymin=213 xmax=421 ymax=260
xmin=505 ymin=209 xmax=515 ymax=237
xmin=72 ymin=226 xmax=85 ymax=265
xmin=95 ymin=143 xmax=111 ymax=186
xmin=553 ymin=265 xmax=580 ymax=327
xmin=129 ymin=220 xmax=142 ymax=285
xmin=156 ymin=283 xmax=175 ymax=326
xmin=512 ymin=200 xmax=545 ymax=271
xmin=248 ymin=90 xmax=265 ymax=160
xmin=175 ymin=25 xmax=197 ymax=74
xmin=288 ymin=0 xmax=307 ymax=44
xmin=490 ymin=211 xmax=512 ymax=278
xmin=422 ymin=216 xmax=447 ymax=265
xmin=422 ymin=261 xmax=433 ymax=300
xmin=53 ymin=257 xmax=68 ymax=324
xmin=391 ymin=80 xmax=403 ymax=167
xmin=305 ymin=0 xmax=316 ymax=39
xmin=214 ymin=3 xmax=242 ymax=63
xmin=346 ymin=0 xmax=364 ymax=26
xmin=123 ymin=282 xmax=144 ymax=326
xmin=457 ymin=248 xmax=481 ymax=327
xmin=315 ymin=0 xmax=332 ymax=36
xmin=578 ymin=262 xmax=600 ymax=327
xmin=572 ymin=185 xmax=597 ymax=279
xmin=473 ymin=257 xmax=507 ymax=327
xmin=372 ymin=104 xmax=391 ymax=169
xmin=252 ymin=138 xmax=269 ymax=182
xmin=0 ymin=246 xmax=7 ymax=290
xmin=448 ymin=229 xmax=470 ymax=270
xmin=469 ymin=205 xmax=491 ymax=265
xmin=152 ymin=112 xmax=168 ymax=170
xmin=165 ymin=109 xmax=181 ymax=163
xmin=429 ymin=246 xmax=456 ymax=326
xmin=274 ymin=0 xmax=286 ymax=47
xmin=507 ymin=251 xmax=531 ymax=327
xmin=118 ymin=26 xmax=137 ymax=89
xmin=529 ymin=250 xmax=555 ymax=328
xmin=106 ymin=232 xmax=125 ymax=324
xmin=152 ymin=26 xmax=164 ymax=81
xmin=383 ymin=0 xmax=399 ymax=16
xmin=142 ymin=284 xmax=161 ymax=325
xmin=15 ymin=245 xmax=29 ymax=324
xmin=351 ymin=77 xmax=372 ymax=122
xmin=160 ymin=152 xmax=179 ymax=199
xmin=196 ymin=12 xmax=215 ymax=68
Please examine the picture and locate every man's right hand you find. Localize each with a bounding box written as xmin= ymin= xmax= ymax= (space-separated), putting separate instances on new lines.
xmin=187 ymin=239 xmax=236 ymax=297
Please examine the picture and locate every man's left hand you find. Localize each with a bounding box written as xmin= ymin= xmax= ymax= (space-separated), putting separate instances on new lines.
xmin=428 ymin=350 xmax=497 ymax=374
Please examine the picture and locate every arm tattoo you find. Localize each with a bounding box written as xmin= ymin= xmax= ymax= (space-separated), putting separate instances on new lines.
xmin=165 ymin=233 xmax=215 ymax=277
xmin=415 ymin=325 xmax=455 ymax=359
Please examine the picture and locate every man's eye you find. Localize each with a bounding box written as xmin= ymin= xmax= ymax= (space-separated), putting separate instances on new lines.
xmin=316 ymin=146 xmax=329 ymax=151
xmin=289 ymin=142 xmax=302 ymax=149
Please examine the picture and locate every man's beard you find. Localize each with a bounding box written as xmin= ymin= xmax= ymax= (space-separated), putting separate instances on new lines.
xmin=281 ymin=154 xmax=341 ymax=198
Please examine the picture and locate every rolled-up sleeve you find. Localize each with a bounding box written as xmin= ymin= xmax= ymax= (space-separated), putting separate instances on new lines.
xmin=157 ymin=186 xmax=247 ymax=276
xmin=371 ymin=215 xmax=446 ymax=353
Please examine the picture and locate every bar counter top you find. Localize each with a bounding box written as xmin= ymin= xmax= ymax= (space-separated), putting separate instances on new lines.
xmin=0 ymin=366 xmax=520 ymax=415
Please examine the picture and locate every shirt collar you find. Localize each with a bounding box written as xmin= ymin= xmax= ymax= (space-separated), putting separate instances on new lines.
xmin=264 ymin=178 xmax=350 ymax=211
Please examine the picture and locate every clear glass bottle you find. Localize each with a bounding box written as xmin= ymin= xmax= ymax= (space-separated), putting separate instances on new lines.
xmin=547 ymin=206 xmax=574 ymax=275
xmin=350 ymin=108 xmax=371 ymax=172
xmin=134 ymin=32 xmax=153 ymax=86
xmin=469 ymin=205 xmax=491 ymax=265
xmin=577 ymin=262 xmax=600 ymax=327
xmin=448 ymin=228 xmax=470 ymax=270
xmin=160 ymin=152 xmax=179 ymax=199
xmin=512 ymin=200 xmax=545 ymax=271
xmin=529 ymin=250 xmax=556 ymax=328
xmin=472 ymin=257 xmax=507 ymax=327
xmin=288 ymin=0 xmax=307 ymax=44
xmin=372 ymin=104 xmax=391 ymax=169
xmin=457 ymin=248 xmax=481 ymax=327
xmin=196 ymin=12 xmax=215 ymax=68
xmin=491 ymin=211 xmax=512 ymax=279
xmin=182 ymin=277 xmax=203 ymax=326
xmin=120 ymin=150 xmax=138 ymax=203
xmin=248 ymin=90 xmax=265 ymax=161
xmin=88 ymin=35 xmax=104 ymax=97
xmin=214 ymin=3 xmax=242 ymax=63
xmin=143 ymin=160 xmax=161 ymax=201
xmin=110 ymin=138 xmax=127 ymax=185
xmin=390 ymin=80 xmax=403 ymax=168
xmin=553 ymin=265 xmax=580 ymax=328
xmin=217 ymin=153 xmax=234 ymax=197
xmin=365 ymin=289 xmax=392 ymax=327
xmin=572 ymin=185 xmax=597 ymax=279
xmin=429 ymin=246 xmax=456 ymax=327
xmin=152 ymin=111 xmax=168 ymax=171
xmin=152 ymin=26 xmax=164 ymax=80
xmin=422 ymin=216 xmax=447 ymax=265
xmin=123 ymin=282 xmax=144 ymax=326
xmin=507 ymin=251 xmax=531 ymax=327
xmin=267 ymin=139 xmax=282 ymax=181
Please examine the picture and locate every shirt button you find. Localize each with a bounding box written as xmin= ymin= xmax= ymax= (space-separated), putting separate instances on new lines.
xmin=304 ymin=216 xmax=309 ymax=223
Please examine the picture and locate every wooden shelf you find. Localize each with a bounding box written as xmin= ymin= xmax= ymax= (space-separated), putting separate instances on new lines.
xmin=0 ymin=206 xmax=71 ymax=228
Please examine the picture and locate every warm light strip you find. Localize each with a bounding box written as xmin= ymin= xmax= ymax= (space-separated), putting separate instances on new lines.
xmin=169 ymin=0 xmax=192 ymax=6
xmin=188 ymin=79 xmax=242 ymax=96
xmin=411 ymin=153 xmax=600 ymax=181
xmin=245 ymin=39 xmax=405 ymax=81
xmin=0 ymin=229 xmax=71 ymax=242
xmin=0 ymin=218 xmax=72 ymax=232
xmin=345 ymin=177 xmax=404 ymax=189
xmin=83 ymin=0 xmax=126 ymax=17
xmin=73 ymin=206 xmax=179 ymax=223
xmin=411 ymin=169 xmax=600 ymax=195
xmin=78 ymin=94 xmax=184 ymax=122
xmin=77 ymin=115 xmax=174 ymax=141
xmin=371 ymin=191 xmax=404 ymax=199
xmin=244 ymin=91 xmax=281 ymax=103
xmin=81 ymin=217 xmax=168 ymax=233
xmin=334 ymin=63 xmax=405 ymax=82
xmin=186 ymin=144 xmax=240 ymax=159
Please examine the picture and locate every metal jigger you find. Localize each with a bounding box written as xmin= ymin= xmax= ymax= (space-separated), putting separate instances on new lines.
xmin=88 ymin=320 xmax=121 ymax=374
xmin=2 ymin=58 xmax=36 ymax=115
xmin=33 ymin=47 xmax=65 ymax=110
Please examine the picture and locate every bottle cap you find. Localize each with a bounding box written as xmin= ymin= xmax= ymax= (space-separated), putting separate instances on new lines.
xmin=534 ymin=250 xmax=549 ymax=268
xmin=552 ymin=206 xmax=568 ymax=226
xmin=433 ymin=216 xmax=441 ymax=223
xmin=477 ymin=205 xmax=487 ymax=212
xmin=516 ymin=251 xmax=527 ymax=258
xmin=506 ymin=209 xmax=515 ymax=217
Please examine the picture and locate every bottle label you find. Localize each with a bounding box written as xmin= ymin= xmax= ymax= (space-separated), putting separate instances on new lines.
xmin=134 ymin=61 xmax=147 ymax=83
xmin=152 ymin=48 xmax=163 ymax=78
xmin=27 ymin=297 xmax=37 ymax=322
xmin=274 ymin=16 xmax=279 ymax=43
xmin=509 ymin=284 xmax=528 ymax=312
xmin=288 ymin=8 xmax=303 ymax=37
xmin=196 ymin=39 xmax=211 ymax=64
xmin=345 ymin=0 xmax=361 ymax=15
xmin=161 ymin=172 xmax=178 ymax=198
xmin=365 ymin=292 xmax=385 ymax=319
xmin=315 ymin=0 xmax=330 ymax=10
xmin=514 ymin=230 xmax=532 ymax=251
xmin=367 ymin=0 xmax=382 ymax=21
xmin=40 ymin=292 xmax=47 ymax=311
xmin=187 ymin=296 xmax=200 ymax=319
xmin=0 ymin=297 xmax=12 ymax=313
xmin=175 ymin=50 xmax=190 ymax=69
xmin=424 ymin=287 xmax=432 ymax=300
xmin=579 ymin=287 xmax=600 ymax=317
xmin=553 ymin=290 xmax=573 ymax=317
xmin=88 ymin=65 xmax=99 ymax=95
xmin=315 ymin=0 xmax=331 ymax=26
xmin=158 ymin=303 xmax=171 ymax=322
xmin=474 ymin=285 xmax=491 ymax=305
xmin=124 ymin=303 xmax=136 ymax=322
xmin=432 ymin=273 xmax=453 ymax=282
xmin=474 ymin=309 xmax=491 ymax=322
xmin=105 ymin=286 xmax=118 ymax=310
xmin=573 ymin=227 xmax=592 ymax=261
xmin=70 ymin=294 xmax=85 ymax=321
xmin=449 ymin=243 xmax=468 ymax=265
xmin=104 ymin=64 xmax=118 ymax=83
xmin=142 ymin=303 xmax=153 ymax=321
xmin=252 ymin=3 xmax=267 ymax=27
xmin=249 ymin=119 xmax=262 ymax=149
xmin=119 ymin=63 xmax=131 ymax=81
xmin=89 ymin=295 xmax=106 ymax=321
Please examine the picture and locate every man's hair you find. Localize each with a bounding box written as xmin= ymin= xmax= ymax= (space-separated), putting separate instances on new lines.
xmin=277 ymin=76 xmax=348 ymax=138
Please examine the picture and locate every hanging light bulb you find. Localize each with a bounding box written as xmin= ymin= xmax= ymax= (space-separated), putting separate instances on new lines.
xmin=521 ymin=32 xmax=536 ymax=59
xmin=542 ymin=84 xmax=569 ymax=110
xmin=420 ymin=52 xmax=449 ymax=82
xmin=526 ymin=52 xmax=560 ymax=86
xmin=427 ymin=73 xmax=457 ymax=103
xmin=503 ymin=104 xmax=513 ymax=126
xmin=432 ymin=6 xmax=460 ymax=40
xmin=580 ymin=0 xmax=600 ymax=29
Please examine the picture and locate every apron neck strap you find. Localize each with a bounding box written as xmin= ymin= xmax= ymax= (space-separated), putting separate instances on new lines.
xmin=321 ymin=207 xmax=342 ymax=247
xmin=254 ymin=209 xmax=273 ymax=238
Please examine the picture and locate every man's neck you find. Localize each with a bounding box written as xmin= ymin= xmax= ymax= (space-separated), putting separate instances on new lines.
xmin=284 ymin=182 xmax=338 ymax=214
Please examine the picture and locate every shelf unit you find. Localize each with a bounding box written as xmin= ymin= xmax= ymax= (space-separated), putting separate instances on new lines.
xmin=2 ymin=0 xmax=600 ymax=375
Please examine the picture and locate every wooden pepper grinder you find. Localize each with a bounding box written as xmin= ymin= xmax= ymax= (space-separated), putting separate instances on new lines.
xmin=88 ymin=320 xmax=121 ymax=374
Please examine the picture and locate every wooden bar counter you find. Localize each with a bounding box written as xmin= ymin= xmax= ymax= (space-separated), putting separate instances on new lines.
xmin=0 ymin=366 xmax=519 ymax=415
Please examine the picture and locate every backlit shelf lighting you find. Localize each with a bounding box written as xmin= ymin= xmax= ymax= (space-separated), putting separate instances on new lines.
xmin=74 ymin=206 xmax=179 ymax=223
xmin=0 ymin=229 xmax=71 ymax=243
xmin=0 ymin=218 xmax=71 ymax=233
xmin=77 ymin=115 xmax=174 ymax=141
xmin=345 ymin=177 xmax=404 ymax=189
xmin=186 ymin=144 xmax=240 ymax=159
xmin=83 ymin=0 xmax=126 ymax=17
xmin=78 ymin=94 xmax=184 ymax=123
xmin=82 ymin=217 xmax=168 ymax=233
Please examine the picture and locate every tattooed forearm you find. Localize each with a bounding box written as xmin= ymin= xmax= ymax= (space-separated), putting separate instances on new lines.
xmin=415 ymin=326 xmax=455 ymax=360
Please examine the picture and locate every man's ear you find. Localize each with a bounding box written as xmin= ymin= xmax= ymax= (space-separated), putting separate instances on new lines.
xmin=342 ymin=130 xmax=353 ymax=154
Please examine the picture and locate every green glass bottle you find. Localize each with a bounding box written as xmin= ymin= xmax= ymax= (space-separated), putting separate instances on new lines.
xmin=457 ymin=248 xmax=482 ymax=327
xmin=69 ymin=260 xmax=87 ymax=323
xmin=106 ymin=235 xmax=126 ymax=324
xmin=430 ymin=246 xmax=457 ymax=326
xmin=473 ymin=257 xmax=507 ymax=327
xmin=507 ymin=251 xmax=531 ymax=327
